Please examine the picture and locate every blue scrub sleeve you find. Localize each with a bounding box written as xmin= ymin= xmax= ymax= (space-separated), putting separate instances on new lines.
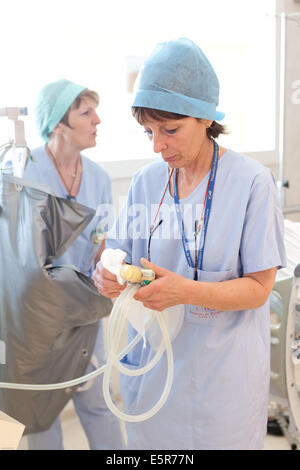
xmin=240 ymin=169 xmax=286 ymax=274
xmin=103 ymin=174 xmax=113 ymax=206
xmin=94 ymin=173 xmax=114 ymax=234
xmin=107 ymin=182 xmax=134 ymax=264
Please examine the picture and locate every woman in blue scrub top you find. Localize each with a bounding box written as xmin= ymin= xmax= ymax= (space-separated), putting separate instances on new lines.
xmin=25 ymin=79 xmax=124 ymax=450
xmin=93 ymin=39 xmax=286 ymax=450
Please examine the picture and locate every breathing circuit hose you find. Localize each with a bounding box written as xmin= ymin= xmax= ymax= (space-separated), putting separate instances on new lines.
xmin=0 ymin=277 xmax=174 ymax=422
xmin=103 ymin=284 xmax=174 ymax=422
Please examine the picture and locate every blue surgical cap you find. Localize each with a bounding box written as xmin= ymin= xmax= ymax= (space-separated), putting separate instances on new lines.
xmin=35 ymin=79 xmax=87 ymax=142
xmin=133 ymin=38 xmax=225 ymax=121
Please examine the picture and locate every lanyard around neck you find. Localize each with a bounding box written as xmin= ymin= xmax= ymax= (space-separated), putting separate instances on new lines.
xmin=173 ymin=140 xmax=219 ymax=273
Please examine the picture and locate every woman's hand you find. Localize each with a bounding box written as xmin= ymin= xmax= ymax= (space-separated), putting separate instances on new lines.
xmin=92 ymin=261 xmax=126 ymax=298
xmin=133 ymin=258 xmax=187 ymax=311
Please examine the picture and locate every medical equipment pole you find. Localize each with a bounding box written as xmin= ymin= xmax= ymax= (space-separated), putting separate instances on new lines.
xmin=0 ymin=107 xmax=31 ymax=179
xmin=278 ymin=12 xmax=286 ymax=208
xmin=278 ymin=12 xmax=300 ymax=210
xmin=0 ymin=107 xmax=27 ymax=147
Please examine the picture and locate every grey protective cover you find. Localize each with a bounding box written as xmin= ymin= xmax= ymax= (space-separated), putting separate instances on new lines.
xmin=0 ymin=174 xmax=112 ymax=434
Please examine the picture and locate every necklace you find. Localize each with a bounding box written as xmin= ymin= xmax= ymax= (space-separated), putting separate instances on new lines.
xmin=47 ymin=146 xmax=81 ymax=198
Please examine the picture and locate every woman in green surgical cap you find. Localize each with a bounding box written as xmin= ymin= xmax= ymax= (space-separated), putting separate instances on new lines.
xmin=93 ymin=38 xmax=286 ymax=450
xmin=24 ymin=79 xmax=124 ymax=450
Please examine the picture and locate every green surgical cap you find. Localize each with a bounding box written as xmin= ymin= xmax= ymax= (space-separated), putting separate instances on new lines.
xmin=35 ymin=79 xmax=87 ymax=142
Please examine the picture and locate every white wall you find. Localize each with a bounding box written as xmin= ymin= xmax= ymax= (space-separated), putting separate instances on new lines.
xmin=103 ymin=0 xmax=300 ymax=220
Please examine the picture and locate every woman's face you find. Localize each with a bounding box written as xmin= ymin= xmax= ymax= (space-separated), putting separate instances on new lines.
xmin=143 ymin=116 xmax=212 ymax=168
xmin=58 ymin=97 xmax=101 ymax=150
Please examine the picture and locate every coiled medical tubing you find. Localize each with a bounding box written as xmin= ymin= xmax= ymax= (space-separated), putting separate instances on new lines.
xmin=0 ymin=266 xmax=175 ymax=423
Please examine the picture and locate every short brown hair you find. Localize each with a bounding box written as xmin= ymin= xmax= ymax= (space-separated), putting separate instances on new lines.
xmin=132 ymin=107 xmax=228 ymax=140
xmin=60 ymin=89 xmax=99 ymax=127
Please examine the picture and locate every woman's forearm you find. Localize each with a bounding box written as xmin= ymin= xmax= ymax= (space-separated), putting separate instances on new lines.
xmin=133 ymin=260 xmax=277 ymax=312
xmin=181 ymin=275 xmax=272 ymax=311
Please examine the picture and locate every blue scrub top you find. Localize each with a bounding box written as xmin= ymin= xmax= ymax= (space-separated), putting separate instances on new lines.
xmin=107 ymin=148 xmax=287 ymax=450
xmin=24 ymin=146 xmax=113 ymax=276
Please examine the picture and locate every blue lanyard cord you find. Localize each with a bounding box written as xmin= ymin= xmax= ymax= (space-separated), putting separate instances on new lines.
xmin=173 ymin=140 xmax=219 ymax=275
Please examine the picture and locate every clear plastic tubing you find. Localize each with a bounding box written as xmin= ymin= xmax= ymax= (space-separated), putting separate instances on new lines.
xmin=0 ymin=278 xmax=174 ymax=423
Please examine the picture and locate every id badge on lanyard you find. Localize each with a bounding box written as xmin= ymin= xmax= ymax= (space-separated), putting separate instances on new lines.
xmin=173 ymin=140 xmax=219 ymax=279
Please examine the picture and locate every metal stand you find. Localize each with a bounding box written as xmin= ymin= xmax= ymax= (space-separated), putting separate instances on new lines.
xmin=0 ymin=107 xmax=31 ymax=181
xmin=277 ymin=12 xmax=300 ymax=211
xmin=270 ymin=261 xmax=300 ymax=449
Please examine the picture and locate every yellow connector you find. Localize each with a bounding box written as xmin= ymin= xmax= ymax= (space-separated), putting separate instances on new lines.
xmin=120 ymin=265 xmax=155 ymax=283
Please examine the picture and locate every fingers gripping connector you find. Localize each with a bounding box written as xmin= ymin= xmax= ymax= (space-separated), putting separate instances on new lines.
xmin=120 ymin=265 xmax=155 ymax=285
